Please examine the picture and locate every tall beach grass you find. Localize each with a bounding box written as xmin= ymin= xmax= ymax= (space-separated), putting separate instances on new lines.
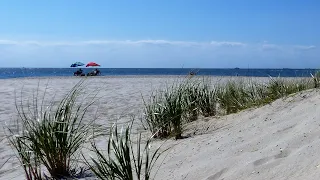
xmin=84 ymin=121 xmax=166 ymax=180
xmin=143 ymin=82 xmax=187 ymax=139
xmin=143 ymin=76 xmax=316 ymax=139
xmin=6 ymin=80 xmax=167 ymax=180
xmin=7 ymin=81 xmax=98 ymax=179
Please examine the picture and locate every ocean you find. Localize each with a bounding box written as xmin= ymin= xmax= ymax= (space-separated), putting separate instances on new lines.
xmin=0 ymin=68 xmax=317 ymax=79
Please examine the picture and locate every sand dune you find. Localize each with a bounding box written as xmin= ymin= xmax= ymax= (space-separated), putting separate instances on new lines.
xmin=0 ymin=76 xmax=319 ymax=180
xmin=156 ymin=89 xmax=320 ymax=180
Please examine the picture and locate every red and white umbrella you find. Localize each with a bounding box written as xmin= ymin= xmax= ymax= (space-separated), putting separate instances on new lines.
xmin=86 ymin=62 xmax=100 ymax=67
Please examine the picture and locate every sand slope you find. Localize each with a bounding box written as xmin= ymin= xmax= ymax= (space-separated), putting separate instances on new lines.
xmin=156 ymin=89 xmax=320 ymax=180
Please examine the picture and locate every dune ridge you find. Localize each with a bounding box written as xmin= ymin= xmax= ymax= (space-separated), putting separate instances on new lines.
xmin=156 ymin=89 xmax=320 ymax=180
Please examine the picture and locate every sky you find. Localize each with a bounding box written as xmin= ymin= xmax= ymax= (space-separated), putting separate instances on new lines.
xmin=0 ymin=0 xmax=319 ymax=68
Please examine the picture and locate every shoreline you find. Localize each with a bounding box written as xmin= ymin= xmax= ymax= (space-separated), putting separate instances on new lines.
xmin=0 ymin=68 xmax=317 ymax=80
xmin=0 ymin=74 xmax=314 ymax=80
xmin=0 ymin=75 xmax=191 ymax=80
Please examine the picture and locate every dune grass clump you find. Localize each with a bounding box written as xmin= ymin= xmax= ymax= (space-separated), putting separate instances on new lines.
xmin=217 ymin=78 xmax=313 ymax=114
xmin=143 ymin=83 xmax=187 ymax=139
xmin=195 ymin=82 xmax=217 ymax=117
xmin=183 ymin=82 xmax=200 ymax=122
xmin=182 ymin=79 xmax=217 ymax=119
xmin=143 ymin=76 xmax=317 ymax=139
xmin=85 ymin=122 xmax=166 ymax=180
xmin=143 ymin=92 xmax=169 ymax=138
xmin=162 ymin=85 xmax=185 ymax=139
xmin=7 ymin=81 xmax=96 ymax=179
xmin=311 ymin=70 xmax=320 ymax=88
xmin=144 ymin=79 xmax=219 ymax=139
xmin=266 ymin=78 xmax=311 ymax=101
xmin=216 ymin=80 xmax=259 ymax=114
xmin=8 ymin=133 xmax=43 ymax=179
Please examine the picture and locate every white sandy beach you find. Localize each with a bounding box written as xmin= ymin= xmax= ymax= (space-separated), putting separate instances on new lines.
xmin=1 ymin=76 xmax=320 ymax=180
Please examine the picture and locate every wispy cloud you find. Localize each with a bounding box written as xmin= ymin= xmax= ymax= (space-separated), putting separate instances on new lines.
xmin=0 ymin=39 xmax=244 ymax=46
xmin=210 ymin=41 xmax=246 ymax=47
xmin=261 ymin=43 xmax=282 ymax=50
xmin=293 ymin=45 xmax=316 ymax=50
xmin=0 ymin=39 xmax=318 ymax=68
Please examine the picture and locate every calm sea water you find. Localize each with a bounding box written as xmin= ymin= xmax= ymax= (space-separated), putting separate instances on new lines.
xmin=0 ymin=68 xmax=317 ymax=79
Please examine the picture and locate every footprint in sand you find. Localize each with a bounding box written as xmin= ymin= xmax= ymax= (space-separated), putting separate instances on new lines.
xmin=206 ymin=168 xmax=228 ymax=180
xmin=252 ymin=149 xmax=291 ymax=170
xmin=274 ymin=149 xmax=291 ymax=159
xmin=252 ymin=149 xmax=291 ymax=168
xmin=276 ymin=124 xmax=296 ymax=133
xmin=253 ymin=156 xmax=272 ymax=166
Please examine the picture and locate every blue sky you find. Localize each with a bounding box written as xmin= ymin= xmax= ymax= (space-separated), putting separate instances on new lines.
xmin=0 ymin=0 xmax=319 ymax=68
